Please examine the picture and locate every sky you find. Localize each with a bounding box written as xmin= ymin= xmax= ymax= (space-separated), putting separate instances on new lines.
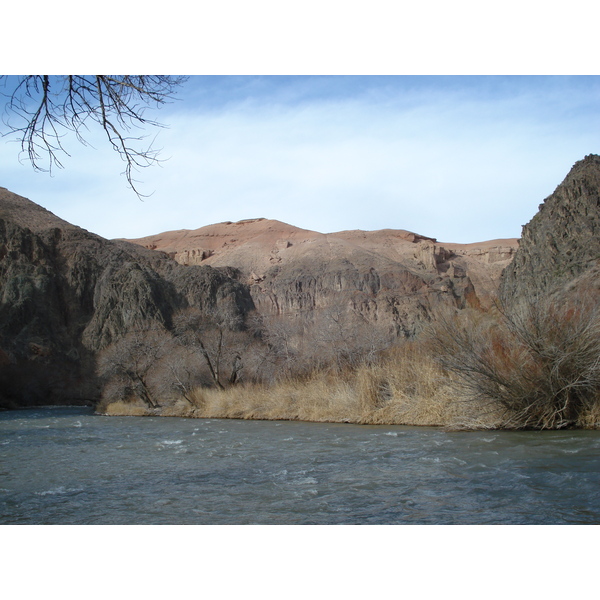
xmin=1 ymin=75 xmax=599 ymax=244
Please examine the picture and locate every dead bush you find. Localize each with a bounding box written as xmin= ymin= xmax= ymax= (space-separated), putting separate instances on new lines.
xmin=97 ymin=327 xmax=171 ymax=408
xmin=430 ymin=294 xmax=600 ymax=429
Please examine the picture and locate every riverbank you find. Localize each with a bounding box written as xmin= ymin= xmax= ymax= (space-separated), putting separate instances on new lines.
xmin=97 ymin=343 xmax=507 ymax=429
xmin=98 ymin=335 xmax=600 ymax=430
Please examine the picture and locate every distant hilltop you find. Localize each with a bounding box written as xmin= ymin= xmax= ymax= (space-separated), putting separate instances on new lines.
xmin=124 ymin=217 xmax=519 ymax=331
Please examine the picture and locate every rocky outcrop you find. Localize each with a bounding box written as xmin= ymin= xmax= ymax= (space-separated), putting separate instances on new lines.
xmin=127 ymin=219 xmax=518 ymax=338
xmin=499 ymin=154 xmax=600 ymax=306
xmin=246 ymin=244 xmax=475 ymax=338
xmin=0 ymin=187 xmax=254 ymax=407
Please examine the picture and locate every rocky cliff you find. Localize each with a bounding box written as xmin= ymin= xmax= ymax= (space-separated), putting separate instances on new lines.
xmin=128 ymin=219 xmax=518 ymax=338
xmin=0 ymin=188 xmax=254 ymax=408
xmin=499 ymin=154 xmax=600 ymax=306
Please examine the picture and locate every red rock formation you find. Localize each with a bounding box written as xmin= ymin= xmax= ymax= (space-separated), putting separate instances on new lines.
xmin=126 ymin=219 xmax=518 ymax=336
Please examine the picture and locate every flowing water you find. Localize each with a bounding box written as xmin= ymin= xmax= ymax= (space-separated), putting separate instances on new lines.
xmin=1 ymin=406 xmax=600 ymax=524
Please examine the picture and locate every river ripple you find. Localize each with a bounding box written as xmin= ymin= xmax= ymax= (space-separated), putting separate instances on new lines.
xmin=1 ymin=406 xmax=599 ymax=524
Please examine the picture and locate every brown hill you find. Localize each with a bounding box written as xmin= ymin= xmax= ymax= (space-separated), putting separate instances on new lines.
xmin=126 ymin=219 xmax=518 ymax=338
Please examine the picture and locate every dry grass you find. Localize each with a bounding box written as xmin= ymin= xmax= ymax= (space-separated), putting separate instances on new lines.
xmin=100 ymin=339 xmax=506 ymax=428
xmin=191 ymin=373 xmax=362 ymax=423
xmin=353 ymin=342 xmax=504 ymax=428
xmin=160 ymin=398 xmax=199 ymax=418
xmin=575 ymin=403 xmax=600 ymax=429
xmin=100 ymin=399 xmax=151 ymax=417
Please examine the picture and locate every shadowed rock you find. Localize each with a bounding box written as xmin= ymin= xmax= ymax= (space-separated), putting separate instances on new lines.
xmin=499 ymin=154 xmax=600 ymax=306
xmin=0 ymin=187 xmax=254 ymax=407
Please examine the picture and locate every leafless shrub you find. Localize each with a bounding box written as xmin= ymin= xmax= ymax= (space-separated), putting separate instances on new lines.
xmin=254 ymin=306 xmax=396 ymax=383
xmin=172 ymin=307 xmax=250 ymax=390
xmin=249 ymin=313 xmax=315 ymax=382
xmin=311 ymin=305 xmax=383 ymax=372
xmin=155 ymin=341 xmax=212 ymax=407
xmin=97 ymin=326 xmax=171 ymax=408
xmin=430 ymin=293 xmax=600 ymax=429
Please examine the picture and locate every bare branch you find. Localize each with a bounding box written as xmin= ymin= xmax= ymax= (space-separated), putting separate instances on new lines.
xmin=430 ymin=292 xmax=600 ymax=429
xmin=0 ymin=75 xmax=188 ymax=197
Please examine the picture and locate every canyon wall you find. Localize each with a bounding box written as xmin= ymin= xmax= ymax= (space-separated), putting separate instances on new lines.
xmin=0 ymin=188 xmax=254 ymax=407
xmin=500 ymin=154 xmax=600 ymax=306
xmin=128 ymin=219 xmax=518 ymax=338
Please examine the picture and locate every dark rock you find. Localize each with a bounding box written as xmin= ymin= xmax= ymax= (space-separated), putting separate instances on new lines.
xmin=0 ymin=188 xmax=254 ymax=408
xmin=499 ymin=154 xmax=600 ymax=306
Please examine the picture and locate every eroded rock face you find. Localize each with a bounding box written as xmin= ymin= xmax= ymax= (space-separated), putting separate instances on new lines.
xmin=127 ymin=218 xmax=518 ymax=338
xmin=499 ymin=154 xmax=600 ymax=306
xmin=0 ymin=180 xmax=528 ymax=409
xmin=0 ymin=188 xmax=254 ymax=406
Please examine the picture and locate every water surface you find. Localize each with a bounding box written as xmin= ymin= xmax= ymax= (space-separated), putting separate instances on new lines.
xmin=1 ymin=407 xmax=599 ymax=524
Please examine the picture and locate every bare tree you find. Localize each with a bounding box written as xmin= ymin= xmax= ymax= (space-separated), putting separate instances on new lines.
xmin=252 ymin=306 xmax=396 ymax=382
xmin=173 ymin=307 xmax=248 ymax=390
xmin=0 ymin=75 xmax=187 ymax=196
xmin=157 ymin=341 xmax=212 ymax=407
xmin=97 ymin=327 xmax=171 ymax=408
xmin=312 ymin=305 xmax=393 ymax=373
xmin=251 ymin=313 xmax=305 ymax=380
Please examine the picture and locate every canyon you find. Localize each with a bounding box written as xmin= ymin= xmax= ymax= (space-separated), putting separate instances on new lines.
xmin=2 ymin=154 xmax=600 ymax=412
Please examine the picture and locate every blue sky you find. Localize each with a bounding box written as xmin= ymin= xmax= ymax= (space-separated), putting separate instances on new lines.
xmin=1 ymin=75 xmax=599 ymax=243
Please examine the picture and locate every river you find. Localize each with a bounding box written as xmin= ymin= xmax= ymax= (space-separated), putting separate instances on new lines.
xmin=1 ymin=406 xmax=599 ymax=524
